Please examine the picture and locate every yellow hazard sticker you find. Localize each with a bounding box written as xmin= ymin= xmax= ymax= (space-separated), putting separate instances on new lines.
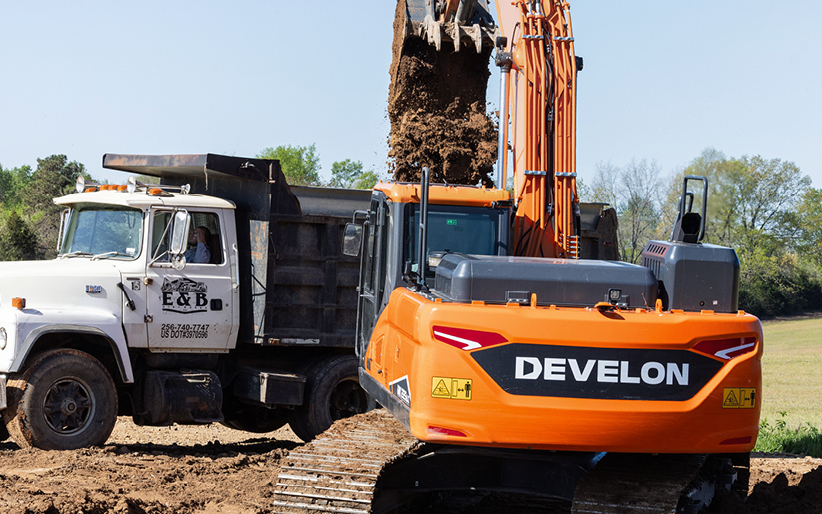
xmin=722 ymin=388 xmax=756 ymax=409
xmin=432 ymin=377 xmax=473 ymax=400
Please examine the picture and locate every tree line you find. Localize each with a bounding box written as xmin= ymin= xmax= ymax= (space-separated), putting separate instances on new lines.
xmin=2 ymin=146 xmax=818 ymax=318
xmin=584 ymin=148 xmax=820 ymax=317
xmin=0 ymin=145 xmax=379 ymax=262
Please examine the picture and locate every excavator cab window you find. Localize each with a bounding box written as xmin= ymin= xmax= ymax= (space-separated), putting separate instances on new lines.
xmin=403 ymin=204 xmax=504 ymax=279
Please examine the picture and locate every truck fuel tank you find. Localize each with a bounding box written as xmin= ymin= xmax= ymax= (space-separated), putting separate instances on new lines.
xmin=134 ymin=370 xmax=223 ymax=426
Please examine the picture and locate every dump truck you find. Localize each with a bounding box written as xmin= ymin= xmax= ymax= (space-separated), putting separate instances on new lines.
xmin=0 ymin=153 xmax=373 ymax=449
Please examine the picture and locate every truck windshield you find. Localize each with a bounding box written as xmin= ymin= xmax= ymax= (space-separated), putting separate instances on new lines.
xmin=404 ymin=204 xmax=505 ymax=272
xmin=60 ymin=205 xmax=143 ymax=259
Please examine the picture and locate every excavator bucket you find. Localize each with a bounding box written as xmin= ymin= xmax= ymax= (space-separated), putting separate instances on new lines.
xmin=399 ymin=0 xmax=498 ymax=53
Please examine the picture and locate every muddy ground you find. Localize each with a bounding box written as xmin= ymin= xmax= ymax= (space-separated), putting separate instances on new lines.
xmin=387 ymin=1 xmax=497 ymax=186
xmin=0 ymin=417 xmax=817 ymax=513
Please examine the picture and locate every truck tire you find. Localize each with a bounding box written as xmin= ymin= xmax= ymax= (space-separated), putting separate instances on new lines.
xmin=0 ymin=421 xmax=8 ymax=442
xmin=221 ymin=405 xmax=288 ymax=433
xmin=3 ymin=349 xmax=118 ymax=450
xmin=288 ymin=355 xmax=368 ymax=442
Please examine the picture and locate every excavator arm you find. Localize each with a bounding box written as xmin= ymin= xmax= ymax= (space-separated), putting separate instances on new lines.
xmin=496 ymin=0 xmax=580 ymax=258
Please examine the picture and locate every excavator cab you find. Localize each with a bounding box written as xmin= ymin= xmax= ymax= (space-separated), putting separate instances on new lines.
xmin=344 ymin=175 xmax=513 ymax=362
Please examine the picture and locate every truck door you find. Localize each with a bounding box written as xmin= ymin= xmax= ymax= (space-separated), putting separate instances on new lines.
xmin=145 ymin=209 xmax=234 ymax=351
xmin=357 ymin=198 xmax=388 ymax=358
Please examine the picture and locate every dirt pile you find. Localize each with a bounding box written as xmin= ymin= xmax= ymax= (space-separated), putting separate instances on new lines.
xmin=709 ymin=455 xmax=822 ymax=514
xmin=0 ymin=418 xmax=300 ymax=514
xmin=0 ymin=419 xmax=819 ymax=513
xmin=388 ymin=1 xmax=497 ymax=186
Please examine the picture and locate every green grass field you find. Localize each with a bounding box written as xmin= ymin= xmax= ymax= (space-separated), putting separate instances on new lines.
xmin=754 ymin=315 xmax=822 ymax=455
xmin=760 ymin=316 xmax=822 ymax=429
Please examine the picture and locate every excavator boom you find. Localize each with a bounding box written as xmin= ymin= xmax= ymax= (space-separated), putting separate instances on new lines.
xmin=497 ymin=1 xmax=580 ymax=258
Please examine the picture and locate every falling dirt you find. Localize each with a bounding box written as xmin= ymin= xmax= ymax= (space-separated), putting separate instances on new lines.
xmin=0 ymin=418 xmax=818 ymax=513
xmin=388 ymin=0 xmax=497 ymax=186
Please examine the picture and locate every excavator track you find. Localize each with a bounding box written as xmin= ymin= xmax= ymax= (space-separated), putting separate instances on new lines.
xmin=571 ymin=453 xmax=707 ymax=514
xmin=273 ymin=410 xmax=419 ymax=514
xmin=274 ymin=410 xmax=740 ymax=514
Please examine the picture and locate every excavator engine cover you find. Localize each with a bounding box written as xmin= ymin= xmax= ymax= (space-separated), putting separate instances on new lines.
xmin=641 ymin=241 xmax=740 ymax=313
xmin=434 ymin=254 xmax=658 ymax=309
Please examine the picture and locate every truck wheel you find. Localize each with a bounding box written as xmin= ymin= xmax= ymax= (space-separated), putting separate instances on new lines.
xmin=3 ymin=349 xmax=118 ymax=450
xmin=0 ymin=421 xmax=8 ymax=442
xmin=221 ymin=405 xmax=288 ymax=433
xmin=289 ymin=355 xmax=368 ymax=442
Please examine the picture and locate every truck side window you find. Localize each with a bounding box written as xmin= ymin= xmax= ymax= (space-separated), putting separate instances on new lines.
xmin=151 ymin=211 xmax=224 ymax=265
xmin=187 ymin=212 xmax=223 ymax=265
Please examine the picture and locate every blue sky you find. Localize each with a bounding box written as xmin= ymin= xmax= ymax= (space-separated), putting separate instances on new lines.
xmin=1 ymin=1 xmax=820 ymax=189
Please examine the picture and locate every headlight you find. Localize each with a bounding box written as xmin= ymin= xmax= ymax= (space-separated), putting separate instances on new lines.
xmin=0 ymin=327 xmax=6 ymax=350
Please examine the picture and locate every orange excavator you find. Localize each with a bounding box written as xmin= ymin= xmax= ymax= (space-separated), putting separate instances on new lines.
xmin=273 ymin=2 xmax=761 ymax=512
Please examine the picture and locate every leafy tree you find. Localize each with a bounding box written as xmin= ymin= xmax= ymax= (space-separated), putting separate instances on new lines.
xmin=22 ymin=155 xmax=88 ymax=258
xmin=790 ymin=188 xmax=822 ymax=267
xmin=257 ymin=144 xmax=322 ymax=186
xmin=329 ymin=159 xmax=379 ymax=189
xmin=329 ymin=159 xmax=361 ymax=188
xmin=0 ymin=212 xmax=38 ymax=261
xmin=352 ymin=170 xmax=380 ymax=190
xmin=0 ymin=164 xmax=32 ymax=208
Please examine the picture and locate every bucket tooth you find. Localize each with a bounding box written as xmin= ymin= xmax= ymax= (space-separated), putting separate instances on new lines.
xmin=402 ymin=0 xmax=496 ymax=53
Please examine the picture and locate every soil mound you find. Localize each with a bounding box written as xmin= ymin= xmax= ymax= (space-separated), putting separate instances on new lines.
xmin=388 ymin=1 xmax=497 ymax=186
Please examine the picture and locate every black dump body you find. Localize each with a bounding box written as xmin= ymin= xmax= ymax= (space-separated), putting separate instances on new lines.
xmin=103 ymin=153 xmax=370 ymax=348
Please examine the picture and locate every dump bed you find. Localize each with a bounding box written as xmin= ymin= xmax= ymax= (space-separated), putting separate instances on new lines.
xmin=103 ymin=153 xmax=370 ymax=348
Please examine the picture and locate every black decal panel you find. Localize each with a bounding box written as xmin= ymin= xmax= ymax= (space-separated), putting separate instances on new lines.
xmin=390 ymin=375 xmax=412 ymax=407
xmin=471 ymin=343 xmax=724 ymax=401
xmin=160 ymin=278 xmax=209 ymax=314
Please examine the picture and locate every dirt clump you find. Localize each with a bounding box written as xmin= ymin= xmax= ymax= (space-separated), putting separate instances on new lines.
xmin=388 ymin=1 xmax=497 ymax=186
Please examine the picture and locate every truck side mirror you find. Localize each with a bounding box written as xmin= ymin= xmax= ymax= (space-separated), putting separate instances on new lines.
xmin=169 ymin=210 xmax=191 ymax=267
xmin=342 ymin=223 xmax=363 ymax=257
